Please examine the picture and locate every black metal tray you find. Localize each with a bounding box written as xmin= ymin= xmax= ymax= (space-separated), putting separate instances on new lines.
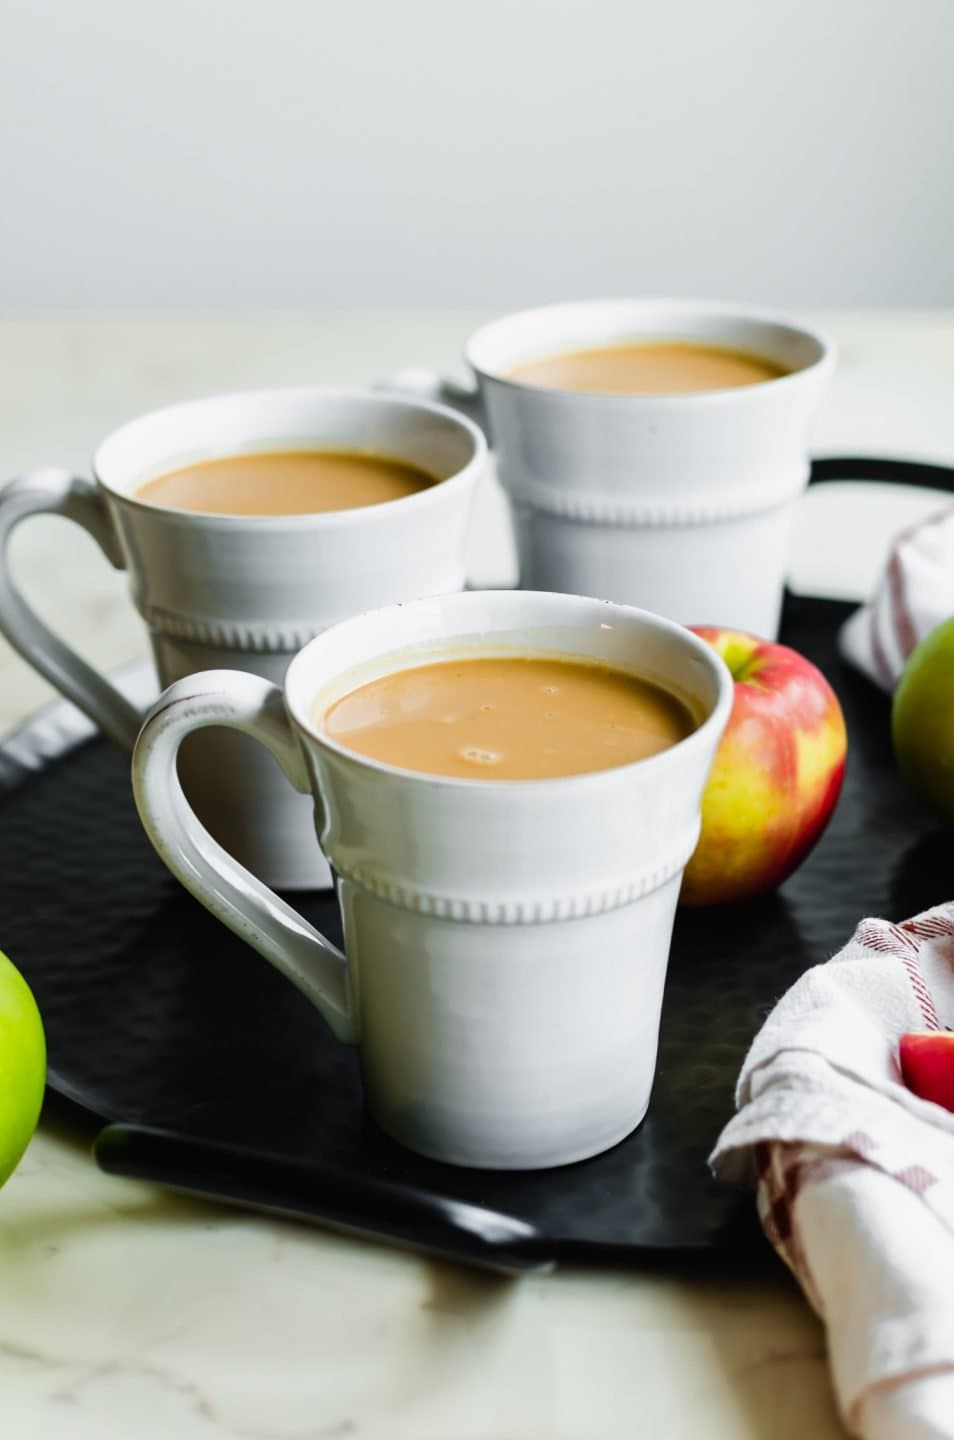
xmin=2 ymin=458 xmax=952 ymax=1272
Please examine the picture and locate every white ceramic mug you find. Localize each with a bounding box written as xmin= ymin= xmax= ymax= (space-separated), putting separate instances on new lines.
xmin=385 ymin=298 xmax=834 ymax=637
xmin=0 ymin=388 xmax=485 ymax=887
xmin=131 ymin=590 xmax=732 ymax=1170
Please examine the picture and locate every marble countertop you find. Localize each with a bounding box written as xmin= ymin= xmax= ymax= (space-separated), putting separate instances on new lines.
xmin=2 ymin=309 xmax=953 ymax=1438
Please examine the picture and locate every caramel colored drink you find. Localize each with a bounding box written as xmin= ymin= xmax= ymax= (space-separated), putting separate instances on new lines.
xmin=509 ymin=340 xmax=785 ymax=395
xmin=319 ymin=655 xmax=695 ymax=780
xmin=135 ymin=450 xmax=436 ymax=516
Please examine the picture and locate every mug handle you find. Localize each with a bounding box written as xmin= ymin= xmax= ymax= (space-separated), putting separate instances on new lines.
xmin=132 ymin=669 xmax=356 ymax=1044
xmin=375 ymin=368 xmax=488 ymax=435
xmin=0 ymin=468 xmax=142 ymax=750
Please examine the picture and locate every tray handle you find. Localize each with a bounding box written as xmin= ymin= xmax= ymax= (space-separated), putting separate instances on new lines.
xmin=809 ymin=455 xmax=954 ymax=493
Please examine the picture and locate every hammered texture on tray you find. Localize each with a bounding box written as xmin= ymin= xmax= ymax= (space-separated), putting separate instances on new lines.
xmin=1 ymin=594 xmax=950 ymax=1254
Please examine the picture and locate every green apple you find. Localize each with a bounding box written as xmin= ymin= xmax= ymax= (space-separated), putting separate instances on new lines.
xmin=892 ymin=615 xmax=954 ymax=823
xmin=0 ymin=950 xmax=46 ymax=1187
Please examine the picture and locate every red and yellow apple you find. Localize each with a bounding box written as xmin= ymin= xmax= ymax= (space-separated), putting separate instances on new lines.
xmin=680 ymin=628 xmax=847 ymax=906
xmin=899 ymin=1031 xmax=954 ymax=1112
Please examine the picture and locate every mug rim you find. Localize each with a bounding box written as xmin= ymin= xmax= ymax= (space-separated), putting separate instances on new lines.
xmin=284 ymin=589 xmax=734 ymax=794
xmin=464 ymin=296 xmax=835 ymax=403
xmin=91 ymin=385 xmax=487 ymax=528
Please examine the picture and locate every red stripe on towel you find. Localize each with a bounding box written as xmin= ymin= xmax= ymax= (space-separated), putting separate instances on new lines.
xmin=892 ymin=1164 xmax=938 ymax=1194
xmin=854 ymin=918 xmax=941 ymax=1028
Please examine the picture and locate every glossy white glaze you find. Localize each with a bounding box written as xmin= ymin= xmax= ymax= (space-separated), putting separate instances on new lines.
xmin=0 ymin=388 xmax=485 ymax=886
xmin=384 ymin=299 xmax=833 ymax=637
xmin=132 ymin=590 xmax=732 ymax=1169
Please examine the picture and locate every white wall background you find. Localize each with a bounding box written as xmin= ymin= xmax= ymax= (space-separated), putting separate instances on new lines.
xmin=1 ymin=0 xmax=952 ymax=309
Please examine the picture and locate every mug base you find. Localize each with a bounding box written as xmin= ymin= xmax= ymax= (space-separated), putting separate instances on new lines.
xmin=370 ymin=1098 xmax=651 ymax=1172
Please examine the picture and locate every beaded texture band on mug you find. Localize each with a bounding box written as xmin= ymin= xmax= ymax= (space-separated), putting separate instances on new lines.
xmin=382 ymin=298 xmax=834 ymax=637
xmin=0 ymin=388 xmax=486 ymax=888
xmin=132 ymin=590 xmax=733 ymax=1171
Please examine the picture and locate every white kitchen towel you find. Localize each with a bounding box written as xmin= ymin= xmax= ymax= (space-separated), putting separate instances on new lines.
xmin=839 ymin=504 xmax=954 ymax=690
xmin=711 ymin=903 xmax=954 ymax=1439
